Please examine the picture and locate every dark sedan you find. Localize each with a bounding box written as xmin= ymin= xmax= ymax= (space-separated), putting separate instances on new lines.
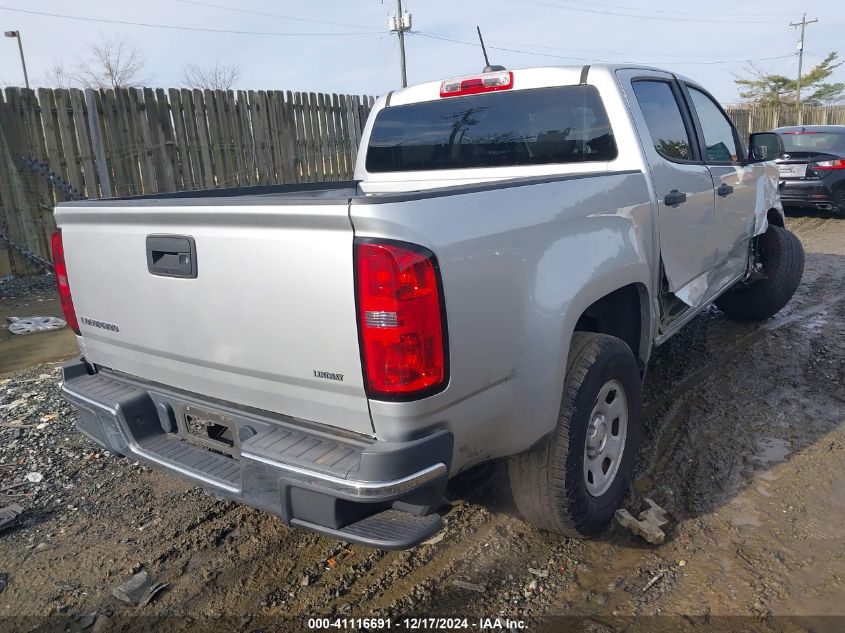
xmin=773 ymin=125 xmax=845 ymax=215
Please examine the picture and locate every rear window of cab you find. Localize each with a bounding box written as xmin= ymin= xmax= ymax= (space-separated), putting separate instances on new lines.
xmin=365 ymin=85 xmax=617 ymax=173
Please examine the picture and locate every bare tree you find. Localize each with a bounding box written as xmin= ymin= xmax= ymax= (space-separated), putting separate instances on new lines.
xmin=181 ymin=62 xmax=240 ymax=91
xmin=42 ymin=62 xmax=72 ymax=89
xmin=74 ymin=34 xmax=149 ymax=89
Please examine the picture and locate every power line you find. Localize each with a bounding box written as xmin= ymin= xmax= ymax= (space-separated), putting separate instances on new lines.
xmin=374 ymin=37 xmax=398 ymax=93
xmin=175 ymin=0 xmax=374 ymax=31
xmin=411 ymin=31 xmax=793 ymax=66
xmin=0 ymin=5 xmax=381 ymax=36
xmin=511 ymin=0 xmax=794 ymax=19
xmin=508 ymin=0 xmax=786 ymax=25
xmin=484 ymin=37 xmax=785 ymax=61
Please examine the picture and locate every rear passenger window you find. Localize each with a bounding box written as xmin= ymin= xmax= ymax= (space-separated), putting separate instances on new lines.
xmin=365 ymin=85 xmax=617 ymax=172
xmin=687 ymin=87 xmax=739 ymax=163
xmin=632 ymin=80 xmax=693 ymax=162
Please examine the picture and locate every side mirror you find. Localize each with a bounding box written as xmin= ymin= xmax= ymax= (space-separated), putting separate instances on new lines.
xmin=748 ymin=132 xmax=784 ymax=162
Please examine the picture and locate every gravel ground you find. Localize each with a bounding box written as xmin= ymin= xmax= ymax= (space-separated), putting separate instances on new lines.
xmin=0 ymin=214 xmax=843 ymax=633
xmin=0 ymin=276 xmax=57 ymax=303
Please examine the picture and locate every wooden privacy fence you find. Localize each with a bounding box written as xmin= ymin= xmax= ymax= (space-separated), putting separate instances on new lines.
xmin=1 ymin=93 xmax=844 ymax=278
xmin=726 ymin=105 xmax=845 ymax=140
xmin=0 ymin=86 xmax=375 ymax=277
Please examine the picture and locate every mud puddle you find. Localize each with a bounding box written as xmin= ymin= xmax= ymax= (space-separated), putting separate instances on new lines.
xmin=0 ymin=286 xmax=77 ymax=375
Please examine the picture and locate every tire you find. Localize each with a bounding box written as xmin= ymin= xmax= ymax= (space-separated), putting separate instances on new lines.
xmin=715 ymin=224 xmax=804 ymax=321
xmin=508 ymin=332 xmax=642 ymax=537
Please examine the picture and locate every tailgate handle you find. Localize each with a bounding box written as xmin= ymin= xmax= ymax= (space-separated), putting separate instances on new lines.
xmin=146 ymin=235 xmax=198 ymax=278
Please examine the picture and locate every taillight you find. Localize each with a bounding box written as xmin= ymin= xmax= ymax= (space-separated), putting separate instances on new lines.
xmin=355 ymin=240 xmax=447 ymax=399
xmin=440 ymin=70 xmax=513 ymax=98
xmin=811 ymin=159 xmax=845 ymax=171
xmin=51 ymin=230 xmax=80 ymax=334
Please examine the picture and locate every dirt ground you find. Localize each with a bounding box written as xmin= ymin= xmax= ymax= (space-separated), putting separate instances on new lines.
xmin=0 ymin=215 xmax=843 ymax=633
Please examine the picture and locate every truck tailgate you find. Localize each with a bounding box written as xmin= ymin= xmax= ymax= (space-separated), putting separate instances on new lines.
xmin=55 ymin=198 xmax=373 ymax=436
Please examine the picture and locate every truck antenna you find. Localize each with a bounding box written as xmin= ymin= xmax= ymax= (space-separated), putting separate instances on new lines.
xmin=476 ymin=26 xmax=506 ymax=73
xmin=477 ymin=26 xmax=491 ymax=67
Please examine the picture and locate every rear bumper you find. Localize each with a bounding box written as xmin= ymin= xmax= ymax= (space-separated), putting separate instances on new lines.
xmin=779 ymin=179 xmax=842 ymax=211
xmin=61 ymin=359 xmax=452 ymax=549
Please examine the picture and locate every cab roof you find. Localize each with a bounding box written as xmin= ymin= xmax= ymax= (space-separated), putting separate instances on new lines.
xmin=384 ymin=64 xmax=697 ymax=108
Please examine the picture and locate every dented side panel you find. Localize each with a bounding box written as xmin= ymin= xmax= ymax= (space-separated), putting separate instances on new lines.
xmin=673 ymin=161 xmax=783 ymax=309
xmin=753 ymin=161 xmax=783 ymax=236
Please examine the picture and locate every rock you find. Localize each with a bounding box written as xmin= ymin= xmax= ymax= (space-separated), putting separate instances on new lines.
xmin=615 ymin=498 xmax=670 ymax=545
xmin=77 ymin=612 xmax=97 ymax=629
xmin=300 ymin=574 xmax=310 ymax=586
xmin=25 ymin=472 xmax=44 ymax=483
xmin=91 ymin=615 xmax=115 ymax=633
xmin=527 ymin=567 xmax=549 ymax=578
xmin=453 ymin=580 xmax=486 ymax=593
xmin=33 ymin=542 xmax=54 ymax=553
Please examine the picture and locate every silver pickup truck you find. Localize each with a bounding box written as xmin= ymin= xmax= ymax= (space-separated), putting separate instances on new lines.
xmin=55 ymin=64 xmax=803 ymax=549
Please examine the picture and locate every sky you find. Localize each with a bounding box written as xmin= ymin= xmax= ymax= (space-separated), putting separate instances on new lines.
xmin=1 ymin=0 xmax=843 ymax=104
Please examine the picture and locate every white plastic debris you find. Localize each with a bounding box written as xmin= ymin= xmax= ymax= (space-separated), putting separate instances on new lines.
xmin=453 ymin=580 xmax=486 ymax=593
xmin=25 ymin=472 xmax=44 ymax=484
xmin=615 ymin=498 xmax=670 ymax=545
xmin=7 ymin=316 xmax=66 ymax=335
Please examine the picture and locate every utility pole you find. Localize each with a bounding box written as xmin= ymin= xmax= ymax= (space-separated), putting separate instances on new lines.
xmin=388 ymin=0 xmax=411 ymax=88
xmin=790 ymin=13 xmax=818 ymax=115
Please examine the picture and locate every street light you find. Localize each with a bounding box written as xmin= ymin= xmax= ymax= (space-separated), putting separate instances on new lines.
xmin=4 ymin=30 xmax=29 ymax=90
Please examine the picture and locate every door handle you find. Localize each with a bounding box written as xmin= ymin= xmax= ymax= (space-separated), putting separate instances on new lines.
xmin=664 ymin=190 xmax=687 ymax=206
xmin=717 ymin=183 xmax=734 ymax=197
xmin=146 ymin=235 xmax=198 ymax=278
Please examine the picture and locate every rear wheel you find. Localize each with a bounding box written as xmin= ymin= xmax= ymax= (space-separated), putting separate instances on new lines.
xmin=508 ymin=332 xmax=641 ymax=537
xmin=715 ymin=224 xmax=804 ymax=321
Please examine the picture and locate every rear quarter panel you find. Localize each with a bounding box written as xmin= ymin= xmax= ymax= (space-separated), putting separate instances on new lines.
xmin=351 ymin=172 xmax=655 ymax=472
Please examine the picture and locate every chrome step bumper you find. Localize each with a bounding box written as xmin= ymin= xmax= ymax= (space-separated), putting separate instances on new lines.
xmin=60 ymin=359 xmax=452 ymax=549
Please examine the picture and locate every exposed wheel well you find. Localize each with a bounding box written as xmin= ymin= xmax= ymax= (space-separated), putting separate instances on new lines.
xmin=574 ymin=284 xmax=645 ymax=363
xmin=768 ymin=208 xmax=785 ymax=227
